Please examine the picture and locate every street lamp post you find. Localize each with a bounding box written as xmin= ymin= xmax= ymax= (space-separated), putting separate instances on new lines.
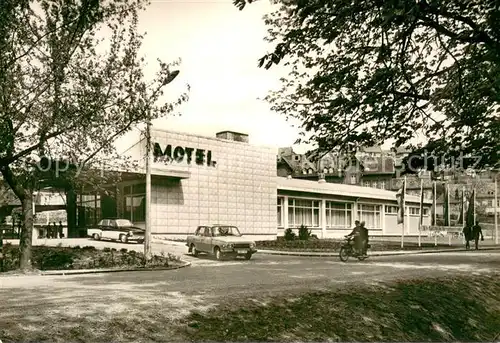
xmin=144 ymin=70 xmax=180 ymax=259
xmin=494 ymin=172 xmax=498 ymax=245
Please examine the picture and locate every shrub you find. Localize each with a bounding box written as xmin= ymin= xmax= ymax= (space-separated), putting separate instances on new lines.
xmin=284 ymin=228 xmax=296 ymax=241
xmin=298 ymin=225 xmax=311 ymax=240
xmin=0 ymin=245 xmax=181 ymax=272
xmin=37 ymin=249 xmax=75 ymax=270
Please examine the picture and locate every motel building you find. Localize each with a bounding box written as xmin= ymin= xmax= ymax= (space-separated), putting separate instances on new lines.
xmin=26 ymin=129 xmax=432 ymax=240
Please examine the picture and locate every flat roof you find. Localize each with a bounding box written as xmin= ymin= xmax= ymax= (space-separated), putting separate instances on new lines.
xmin=277 ymin=177 xmax=431 ymax=204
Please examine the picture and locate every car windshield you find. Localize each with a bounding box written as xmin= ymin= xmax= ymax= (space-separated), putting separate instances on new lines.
xmin=213 ymin=226 xmax=241 ymax=237
xmin=115 ymin=219 xmax=133 ymax=227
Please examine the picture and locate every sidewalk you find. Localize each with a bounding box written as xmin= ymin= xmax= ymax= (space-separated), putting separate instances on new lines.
xmin=257 ymin=246 xmax=500 ymax=257
xmin=151 ymin=238 xmax=500 ymax=257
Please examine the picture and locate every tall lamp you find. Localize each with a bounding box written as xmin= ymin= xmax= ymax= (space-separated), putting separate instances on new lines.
xmin=144 ymin=70 xmax=180 ymax=258
xmin=494 ymin=169 xmax=498 ymax=245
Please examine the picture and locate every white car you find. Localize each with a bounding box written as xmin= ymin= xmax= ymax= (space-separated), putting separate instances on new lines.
xmin=186 ymin=225 xmax=258 ymax=260
xmin=87 ymin=219 xmax=145 ymax=244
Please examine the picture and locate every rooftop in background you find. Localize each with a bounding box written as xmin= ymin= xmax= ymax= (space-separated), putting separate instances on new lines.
xmin=216 ymin=131 xmax=249 ymax=143
xmin=277 ymin=176 xmax=428 ymax=203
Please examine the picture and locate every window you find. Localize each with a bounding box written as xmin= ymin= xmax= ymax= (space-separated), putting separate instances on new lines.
xmin=423 ymin=208 xmax=429 ymax=216
xmin=325 ymin=202 xmax=352 ymax=228
xmin=371 ymin=181 xmax=377 ymax=188
xmin=363 ymin=181 xmax=370 ymax=187
xmin=409 ymin=207 xmax=420 ymax=216
xmin=379 ymin=181 xmax=386 ymax=189
xmin=288 ymin=198 xmax=320 ymax=227
xmin=385 ymin=205 xmax=398 ymax=214
xmin=123 ymin=183 xmax=146 ymax=222
xmin=277 ymin=197 xmax=283 ymax=227
xmin=350 ymin=175 xmax=357 ymax=184
xmin=357 ymin=204 xmax=381 ymax=229
xmin=80 ymin=194 xmax=101 ymax=227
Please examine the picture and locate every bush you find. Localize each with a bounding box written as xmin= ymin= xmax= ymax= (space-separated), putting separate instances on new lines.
xmin=284 ymin=228 xmax=296 ymax=241
xmin=36 ymin=249 xmax=75 ymax=270
xmin=298 ymin=225 xmax=311 ymax=240
xmin=0 ymin=245 xmax=182 ymax=272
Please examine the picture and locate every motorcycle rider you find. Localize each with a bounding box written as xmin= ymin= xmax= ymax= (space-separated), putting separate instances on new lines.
xmin=346 ymin=220 xmax=363 ymax=254
xmin=359 ymin=221 xmax=369 ymax=257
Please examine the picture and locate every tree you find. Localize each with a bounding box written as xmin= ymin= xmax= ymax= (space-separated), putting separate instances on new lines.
xmin=234 ymin=0 xmax=500 ymax=169
xmin=0 ymin=0 xmax=188 ymax=270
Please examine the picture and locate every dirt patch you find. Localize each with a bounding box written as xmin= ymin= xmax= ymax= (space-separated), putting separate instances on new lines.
xmin=179 ymin=273 xmax=500 ymax=342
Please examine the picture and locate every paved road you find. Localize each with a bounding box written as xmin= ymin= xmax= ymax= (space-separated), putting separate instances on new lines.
xmin=1 ymin=242 xmax=499 ymax=339
xmin=1 ymin=246 xmax=499 ymax=298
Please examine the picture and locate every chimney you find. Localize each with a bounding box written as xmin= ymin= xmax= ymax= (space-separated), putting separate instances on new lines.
xmin=216 ymin=131 xmax=249 ymax=143
xmin=318 ymin=172 xmax=326 ymax=183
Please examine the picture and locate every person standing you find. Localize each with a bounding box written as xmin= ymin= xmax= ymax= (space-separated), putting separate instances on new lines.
xmin=59 ymin=221 xmax=64 ymax=238
xmin=52 ymin=222 xmax=58 ymax=238
xmin=471 ymin=221 xmax=484 ymax=250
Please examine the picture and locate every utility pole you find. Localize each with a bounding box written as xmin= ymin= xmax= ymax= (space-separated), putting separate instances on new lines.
xmin=144 ymin=119 xmax=152 ymax=258
xmin=143 ymin=70 xmax=180 ymax=259
xmin=495 ymin=172 xmax=498 ymax=245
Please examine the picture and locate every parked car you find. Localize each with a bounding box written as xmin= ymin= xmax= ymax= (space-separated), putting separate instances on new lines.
xmin=87 ymin=219 xmax=145 ymax=244
xmin=186 ymin=225 xmax=257 ymax=260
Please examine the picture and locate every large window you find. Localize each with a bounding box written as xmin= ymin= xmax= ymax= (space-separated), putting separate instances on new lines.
xmin=326 ymin=202 xmax=352 ymax=228
xmin=385 ymin=205 xmax=398 ymax=214
xmin=408 ymin=207 xmax=420 ymax=216
xmin=357 ymin=204 xmax=382 ymax=229
xmin=80 ymin=194 xmax=101 ymax=226
xmin=123 ymin=184 xmax=146 ymax=222
xmin=277 ymin=197 xmax=283 ymax=227
xmin=288 ymin=198 xmax=320 ymax=227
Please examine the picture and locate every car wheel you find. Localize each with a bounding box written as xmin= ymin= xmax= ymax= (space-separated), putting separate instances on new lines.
xmin=119 ymin=234 xmax=128 ymax=243
xmin=93 ymin=233 xmax=100 ymax=241
xmin=214 ymin=247 xmax=223 ymax=260
xmin=244 ymin=252 xmax=252 ymax=260
xmin=191 ymin=244 xmax=199 ymax=257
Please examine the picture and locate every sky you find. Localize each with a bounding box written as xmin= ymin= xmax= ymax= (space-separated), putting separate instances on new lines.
xmin=115 ymin=0 xmax=308 ymax=153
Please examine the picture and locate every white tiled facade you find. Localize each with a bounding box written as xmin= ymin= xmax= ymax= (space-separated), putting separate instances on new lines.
xmin=129 ymin=129 xmax=277 ymax=238
xmin=120 ymin=129 xmax=433 ymax=240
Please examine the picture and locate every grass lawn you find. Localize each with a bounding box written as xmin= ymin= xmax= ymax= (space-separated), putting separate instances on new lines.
xmin=1 ymin=274 xmax=499 ymax=342
xmin=180 ymin=274 xmax=500 ymax=342
xmin=256 ymin=239 xmax=463 ymax=252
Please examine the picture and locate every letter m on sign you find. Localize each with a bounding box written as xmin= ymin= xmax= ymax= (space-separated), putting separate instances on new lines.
xmin=153 ymin=143 xmax=165 ymax=158
xmin=153 ymin=143 xmax=172 ymax=163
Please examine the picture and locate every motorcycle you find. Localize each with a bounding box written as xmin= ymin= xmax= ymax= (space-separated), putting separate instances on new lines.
xmin=339 ymin=235 xmax=370 ymax=262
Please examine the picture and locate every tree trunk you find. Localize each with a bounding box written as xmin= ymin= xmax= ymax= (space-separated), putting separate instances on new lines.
xmin=0 ymin=214 xmax=4 ymax=272
xmin=19 ymin=192 xmax=34 ymax=270
xmin=66 ymin=187 xmax=77 ymax=238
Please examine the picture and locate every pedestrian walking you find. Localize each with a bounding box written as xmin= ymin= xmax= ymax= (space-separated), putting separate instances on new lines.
xmin=463 ymin=225 xmax=472 ymax=250
xmin=471 ymin=220 xmax=484 ymax=250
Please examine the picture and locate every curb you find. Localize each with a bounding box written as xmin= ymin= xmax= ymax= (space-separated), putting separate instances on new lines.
xmin=2 ymin=260 xmax=192 ymax=277
xmin=257 ymin=247 xmax=500 ymax=258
